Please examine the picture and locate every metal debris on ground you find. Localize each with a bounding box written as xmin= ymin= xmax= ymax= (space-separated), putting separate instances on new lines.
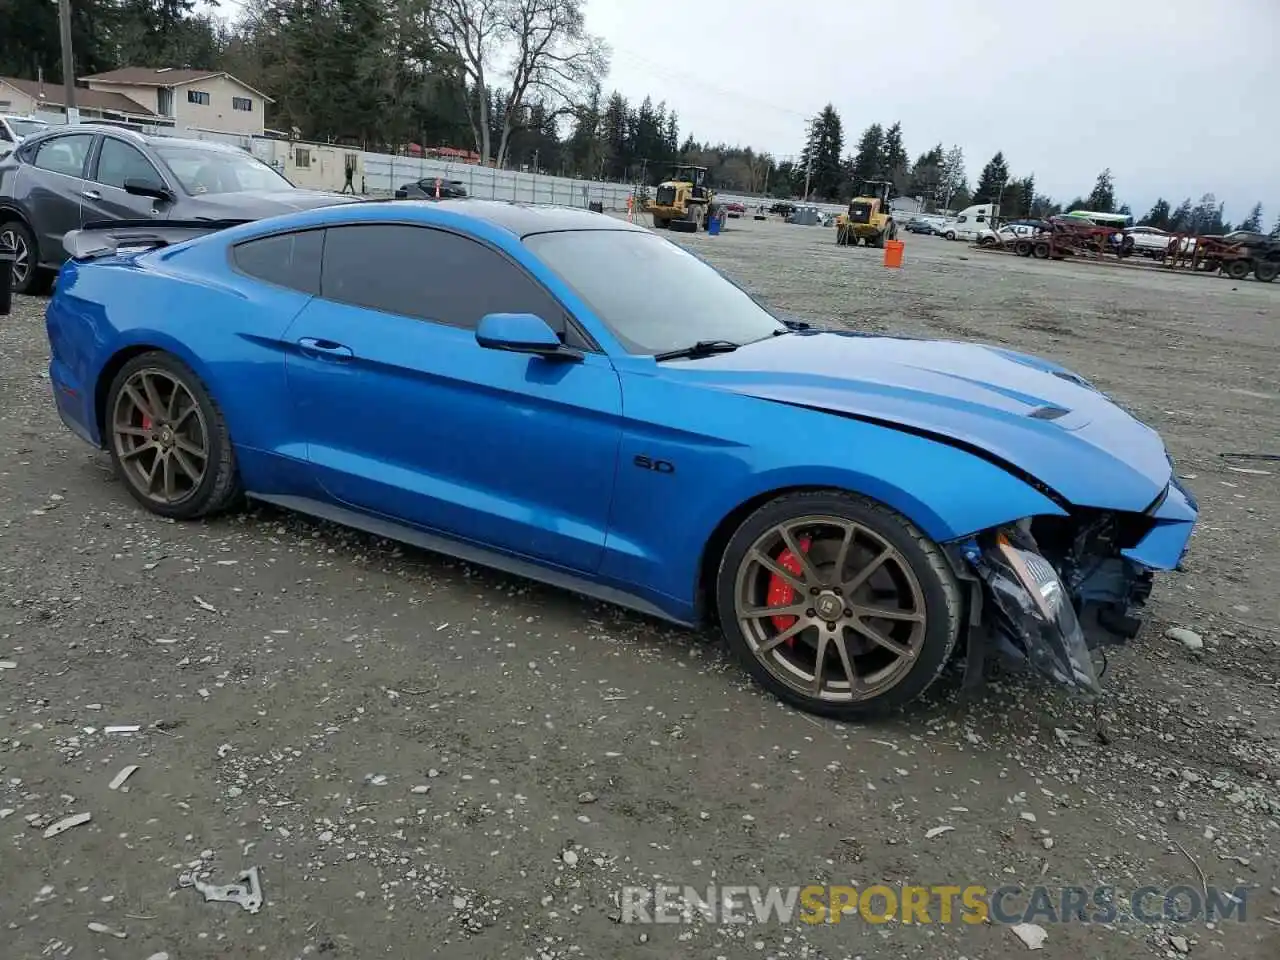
xmin=178 ymin=865 xmax=264 ymax=914
xmin=87 ymin=921 xmax=127 ymax=938
xmin=108 ymin=765 xmax=139 ymax=790
xmin=1010 ymin=922 xmax=1047 ymax=949
xmin=43 ymin=812 xmax=91 ymax=838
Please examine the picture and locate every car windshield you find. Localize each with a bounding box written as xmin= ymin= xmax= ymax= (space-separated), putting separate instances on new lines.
xmin=154 ymin=143 xmax=294 ymax=195
xmin=525 ymin=229 xmax=787 ymax=355
xmin=9 ymin=119 xmax=48 ymax=137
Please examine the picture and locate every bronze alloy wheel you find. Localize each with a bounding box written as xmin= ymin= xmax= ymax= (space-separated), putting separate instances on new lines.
xmin=733 ymin=514 xmax=929 ymax=704
xmin=111 ymin=367 xmax=210 ymax=505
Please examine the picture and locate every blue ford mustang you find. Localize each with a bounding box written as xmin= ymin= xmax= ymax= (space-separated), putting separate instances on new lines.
xmin=25 ymin=199 xmax=1197 ymax=718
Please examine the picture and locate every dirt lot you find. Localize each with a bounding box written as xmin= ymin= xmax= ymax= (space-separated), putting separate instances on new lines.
xmin=1 ymin=218 xmax=1277 ymax=960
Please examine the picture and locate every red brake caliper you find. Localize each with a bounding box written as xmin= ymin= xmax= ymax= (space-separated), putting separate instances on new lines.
xmin=767 ymin=536 xmax=811 ymax=645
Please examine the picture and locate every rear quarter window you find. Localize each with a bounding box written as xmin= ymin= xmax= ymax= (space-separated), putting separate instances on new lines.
xmin=232 ymin=229 xmax=324 ymax=295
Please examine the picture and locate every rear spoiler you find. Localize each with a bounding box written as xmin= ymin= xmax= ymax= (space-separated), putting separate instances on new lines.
xmin=63 ymin=218 xmax=253 ymax=260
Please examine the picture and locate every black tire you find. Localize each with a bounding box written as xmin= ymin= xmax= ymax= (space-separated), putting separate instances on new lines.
xmin=0 ymin=219 xmax=54 ymax=296
xmin=715 ymin=490 xmax=963 ymax=720
xmin=1032 ymin=241 xmax=1051 ymax=259
xmin=1014 ymin=239 xmax=1033 ymax=257
xmin=1224 ymin=259 xmax=1251 ymax=280
xmin=105 ymin=351 xmax=242 ymax=521
xmin=944 ymin=230 xmax=956 ymax=241
xmin=1254 ymin=259 xmax=1279 ymax=283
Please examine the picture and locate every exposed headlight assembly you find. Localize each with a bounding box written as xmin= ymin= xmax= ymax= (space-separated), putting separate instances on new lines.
xmin=973 ymin=526 xmax=1101 ymax=694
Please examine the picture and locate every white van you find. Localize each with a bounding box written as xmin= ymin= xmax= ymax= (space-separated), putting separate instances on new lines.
xmin=939 ymin=203 xmax=997 ymax=241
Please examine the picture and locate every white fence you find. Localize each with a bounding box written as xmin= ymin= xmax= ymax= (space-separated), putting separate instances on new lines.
xmin=360 ymin=155 xmax=638 ymax=209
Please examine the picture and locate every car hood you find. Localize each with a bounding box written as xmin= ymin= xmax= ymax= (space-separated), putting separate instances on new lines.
xmin=179 ymin=189 xmax=360 ymax=218
xmin=670 ymin=330 xmax=1172 ymax=511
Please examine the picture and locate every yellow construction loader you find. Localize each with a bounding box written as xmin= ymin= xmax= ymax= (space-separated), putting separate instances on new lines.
xmin=648 ymin=164 xmax=718 ymax=232
xmin=836 ymin=180 xmax=899 ymax=247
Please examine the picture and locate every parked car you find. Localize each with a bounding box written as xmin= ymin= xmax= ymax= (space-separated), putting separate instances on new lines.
xmin=394 ymin=177 xmax=468 ymax=200
xmin=1125 ymin=225 xmax=1174 ymax=258
xmin=904 ymin=218 xmax=936 ymax=234
xmin=24 ymin=199 xmax=1197 ymax=720
xmin=0 ymin=114 xmax=50 ymax=157
xmin=0 ymin=124 xmax=356 ymax=294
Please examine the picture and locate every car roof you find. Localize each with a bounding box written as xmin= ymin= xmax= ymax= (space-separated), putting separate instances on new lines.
xmin=352 ymin=198 xmax=645 ymax=238
xmin=19 ymin=125 xmax=248 ymax=155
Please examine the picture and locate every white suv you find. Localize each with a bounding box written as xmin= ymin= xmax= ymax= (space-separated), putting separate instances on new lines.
xmin=0 ymin=115 xmax=50 ymax=157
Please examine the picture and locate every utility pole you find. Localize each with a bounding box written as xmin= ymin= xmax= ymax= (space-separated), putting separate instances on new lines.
xmin=58 ymin=0 xmax=79 ymax=124
xmin=802 ymin=158 xmax=812 ymax=203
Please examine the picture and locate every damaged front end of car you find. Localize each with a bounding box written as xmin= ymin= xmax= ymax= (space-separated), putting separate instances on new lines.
xmin=948 ymin=475 xmax=1198 ymax=695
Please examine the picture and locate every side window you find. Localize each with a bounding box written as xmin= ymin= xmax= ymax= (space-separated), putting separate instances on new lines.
xmin=957 ymin=215 xmax=967 ymax=223
xmin=975 ymin=215 xmax=986 ymax=223
xmin=320 ymin=224 xmax=565 ymax=332
xmin=0 ymin=128 xmax=11 ymax=143
xmin=32 ymin=134 xmax=94 ymax=177
xmin=233 ymin=229 xmax=324 ymax=295
xmin=95 ymin=138 xmax=162 ymax=189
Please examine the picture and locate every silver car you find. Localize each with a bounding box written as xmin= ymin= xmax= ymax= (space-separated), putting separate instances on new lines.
xmin=0 ymin=125 xmax=356 ymax=294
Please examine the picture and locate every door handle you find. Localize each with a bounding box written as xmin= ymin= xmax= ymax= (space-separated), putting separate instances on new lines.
xmin=81 ymin=190 xmax=101 ymax=200
xmin=297 ymin=337 xmax=353 ymax=359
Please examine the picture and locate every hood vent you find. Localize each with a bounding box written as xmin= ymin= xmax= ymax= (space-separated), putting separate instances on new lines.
xmin=1028 ymin=404 xmax=1070 ymax=421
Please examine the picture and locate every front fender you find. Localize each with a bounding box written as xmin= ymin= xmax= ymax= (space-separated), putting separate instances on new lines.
xmin=600 ymin=381 xmax=1068 ymax=613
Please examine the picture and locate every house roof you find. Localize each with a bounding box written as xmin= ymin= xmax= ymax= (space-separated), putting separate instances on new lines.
xmin=0 ymin=76 xmax=155 ymax=116
xmin=80 ymin=67 xmax=275 ymax=103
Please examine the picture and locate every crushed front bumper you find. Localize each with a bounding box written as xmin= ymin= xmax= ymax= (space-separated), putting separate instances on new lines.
xmin=953 ymin=475 xmax=1198 ymax=696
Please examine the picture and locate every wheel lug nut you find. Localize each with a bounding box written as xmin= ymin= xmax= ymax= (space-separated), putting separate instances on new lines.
xmin=826 ymin=622 xmax=837 ymax=630
xmin=809 ymin=587 xmax=820 ymax=595
xmin=806 ymin=609 xmax=815 ymax=617
xmin=844 ymin=609 xmax=853 ymax=617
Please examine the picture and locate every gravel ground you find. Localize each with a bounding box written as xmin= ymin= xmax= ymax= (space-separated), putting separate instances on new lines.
xmin=1 ymin=218 xmax=1278 ymax=960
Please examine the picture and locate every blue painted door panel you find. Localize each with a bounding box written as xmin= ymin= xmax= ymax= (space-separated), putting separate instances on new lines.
xmin=281 ymin=299 xmax=625 ymax=572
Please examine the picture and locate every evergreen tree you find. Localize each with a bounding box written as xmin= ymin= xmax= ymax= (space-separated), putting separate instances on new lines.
xmin=1141 ymin=199 xmax=1172 ymax=229
xmin=971 ymin=151 xmax=1009 ymax=205
xmin=1239 ymin=202 xmax=1264 ymax=232
xmin=848 ymin=123 xmax=884 ymax=187
xmin=1086 ymin=168 xmax=1116 ymax=212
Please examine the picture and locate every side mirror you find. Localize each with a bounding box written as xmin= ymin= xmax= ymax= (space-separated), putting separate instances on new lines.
xmin=475 ymin=312 xmax=581 ymax=361
xmin=123 ymin=178 xmax=174 ymax=202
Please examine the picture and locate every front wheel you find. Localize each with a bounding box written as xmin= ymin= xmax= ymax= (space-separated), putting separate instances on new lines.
xmin=1223 ymin=259 xmax=1251 ymax=280
xmin=944 ymin=231 xmax=956 ymax=241
xmin=716 ymin=491 xmax=962 ymax=719
xmin=105 ymin=351 xmax=243 ymax=520
xmin=0 ymin=220 xmax=53 ymax=296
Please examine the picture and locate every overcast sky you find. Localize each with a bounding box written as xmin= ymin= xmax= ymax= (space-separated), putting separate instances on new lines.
xmin=584 ymin=0 xmax=1279 ymax=222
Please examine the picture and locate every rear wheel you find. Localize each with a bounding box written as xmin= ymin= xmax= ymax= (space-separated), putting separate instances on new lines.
xmin=1032 ymin=240 xmax=1051 ymax=259
xmin=716 ymin=490 xmax=962 ymax=719
xmin=1254 ymin=259 xmax=1279 ymax=283
xmin=944 ymin=230 xmax=956 ymax=241
xmin=105 ymin=351 xmax=242 ymax=520
xmin=1014 ymin=239 xmax=1032 ymax=257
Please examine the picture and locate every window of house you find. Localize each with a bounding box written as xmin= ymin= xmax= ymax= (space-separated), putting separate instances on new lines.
xmin=187 ymin=90 xmax=211 ymax=105
xmin=294 ymin=148 xmax=311 ymax=169
xmin=232 ymin=97 xmax=253 ymax=112
xmin=319 ymin=224 xmax=566 ymax=332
